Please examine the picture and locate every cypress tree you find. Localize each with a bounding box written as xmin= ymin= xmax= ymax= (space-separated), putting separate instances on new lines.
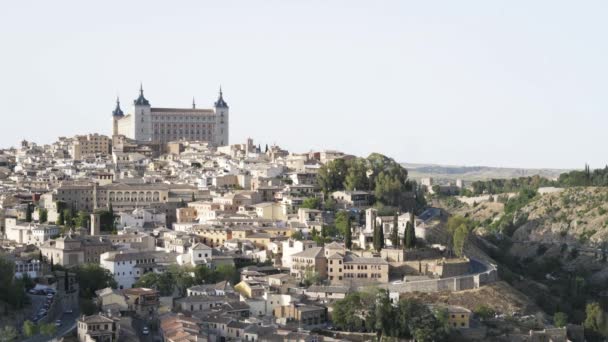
xmin=50 ymin=256 xmax=54 ymax=272
xmin=345 ymin=217 xmax=352 ymax=250
xmin=373 ymin=221 xmax=381 ymax=252
xmin=405 ymin=222 xmax=414 ymax=249
xmin=390 ymin=214 xmax=400 ymax=247
xmin=379 ymin=223 xmax=385 ymax=250
xmin=64 ymin=271 xmax=69 ymax=292
xmin=25 ymin=204 xmax=33 ymax=222
xmin=57 ymin=209 xmax=65 ymax=226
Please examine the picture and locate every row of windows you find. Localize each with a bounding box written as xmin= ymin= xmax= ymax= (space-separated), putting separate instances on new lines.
xmin=151 ymin=115 xmax=216 ymax=122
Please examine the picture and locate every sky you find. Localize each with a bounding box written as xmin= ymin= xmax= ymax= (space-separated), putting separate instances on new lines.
xmin=0 ymin=1 xmax=607 ymax=169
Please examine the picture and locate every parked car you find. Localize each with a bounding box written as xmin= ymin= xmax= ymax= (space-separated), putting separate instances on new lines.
xmin=64 ymin=309 xmax=73 ymax=314
xmin=142 ymin=327 xmax=150 ymax=335
xmin=46 ymin=293 xmax=54 ymax=299
xmin=55 ymin=320 xmax=62 ymax=327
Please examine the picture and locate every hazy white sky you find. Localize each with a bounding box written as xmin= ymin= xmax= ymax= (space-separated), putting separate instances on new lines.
xmin=1 ymin=1 xmax=606 ymax=169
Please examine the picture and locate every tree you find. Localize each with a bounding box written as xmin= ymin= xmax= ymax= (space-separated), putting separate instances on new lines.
xmin=38 ymin=208 xmax=48 ymax=223
xmin=404 ymin=221 xmax=415 ymax=249
xmin=323 ymin=196 xmax=337 ymax=211
xmin=317 ymin=159 xmax=348 ymax=195
xmin=63 ymin=209 xmax=74 ymax=228
xmin=554 ymin=312 xmax=568 ymax=328
xmin=302 ymin=270 xmax=321 ymax=287
xmin=390 ymin=214 xmax=400 ymax=247
xmin=373 ymin=221 xmax=384 ymax=252
xmin=192 ymin=193 xmax=196 ymax=202
xmin=39 ymin=323 xmax=56 ymax=336
xmin=453 ymin=224 xmax=469 ymax=257
xmin=57 ymin=209 xmax=65 ymax=226
xmin=584 ymin=302 xmax=608 ymax=337
xmin=373 ymin=290 xmax=394 ymax=337
xmin=64 ymin=270 xmax=69 ymax=292
xmin=80 ymin=298 xmax=97 ymax=315
xmin=474 ymin=304 xmax=495 ymax=320
xmin=291 ymin=230 xmax=304 ymax=241
xmin=345 ymin=216 xmax=352 ymax=250
xmin=215 ymin=265 xmax=238 ymax=284
xmin=50 ymin=255 xmax=54 ymax=272
xmin=0 ymin=325 xmax=17 ymax=342
xmin=74 ymin=210 xmax=90 ymax=228
xmin=75 ymin=264 xmax=117 ymax=298
xmin=25 ymin=204 xmax=33 ymax=222
xmin=23 ymin=320 xmax=37 ymax=337
xmin=344 ymin=158 xmax=369 ymax=191
xmin=301 ymin=197 xmax=320 ymax=210
xmin=334 ymin=211 xmax=350 ymax=237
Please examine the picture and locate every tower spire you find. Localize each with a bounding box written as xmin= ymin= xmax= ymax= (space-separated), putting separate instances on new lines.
xmin=192 ymin=97 xmax=196 ymax=109
xmin=214 ymin=85 xmax=228 ymax=108
xmin=134 ymin=83 xmax=150 ymax=105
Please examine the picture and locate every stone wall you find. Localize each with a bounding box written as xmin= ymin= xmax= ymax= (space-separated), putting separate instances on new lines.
xmin=385 ymin=259 xmax=498 ymax=294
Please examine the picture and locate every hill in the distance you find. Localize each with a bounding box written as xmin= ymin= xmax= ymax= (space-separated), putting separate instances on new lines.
xmin=402 ymin=162 xmax=570 ymax=183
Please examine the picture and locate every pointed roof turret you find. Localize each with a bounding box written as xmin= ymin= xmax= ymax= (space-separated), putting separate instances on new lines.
xmin=134 ymin=83 xmax=150 ymax=106
xmin=214 ymin=86 xmax=228 ymax=108
xmin=112 ymin=97 xmax=124 ymax=117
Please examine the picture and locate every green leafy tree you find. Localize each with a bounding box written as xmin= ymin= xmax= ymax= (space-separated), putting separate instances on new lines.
xmin=301 ymin=197 xmax=321 ymax=210
xmin=554 ymin=312 xmax=568 ymax=328
xmin=291 ymin=230 xmax=304 ymax=241
xmin=39 ymin=323 xmax=56 ymax=336
xmin=317 ymin=159 xmax=348 ymax=195
xmin=323 ymin=197 xmax=337 ymax=211
xmin=344 ymin=158 xmax=369 ymax=191
xmin=0 ymin=325 xmax=18 ymax=342
xmin=453 ymin=224 xmax=469 ymax=257
xmin=334 ymin=211 xmax=350 ymax=237
xmin=474 ymin=304 xmax=495 ymax=320
xmin=38 ymin=208 xmax=48 ymax=223
xmin=57 ymin=209 xmax=65 ymax=226
xmin=63 ymin=209 xmax=74 ymax=228
xmin=584 ymin=302 xmax=608 ymax=337
xmin=79 ymin=298 xmax=97 ymax=315
xmin=23 ymin=320 xmax=37 ymax=337
xmin=75 ymin=264 xmax=117 ymax=298
xmin=74 ymin=210 xmax=90 ymax=228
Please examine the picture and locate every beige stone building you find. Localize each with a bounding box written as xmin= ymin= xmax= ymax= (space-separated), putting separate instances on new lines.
xmin=40 ymin=233 xmax=113 ymax=267
xmin=77 ymin=313 xmax=120 ymax=342
xmin=327 ymin=252 xmax=389 ymax=285
xmin=112 ymin=86 xmax=229 ymax=146
xmin=71 ymin=134 xmax=111 ymax=160
xmin=290 ymin=247 xmax=327 ymax=279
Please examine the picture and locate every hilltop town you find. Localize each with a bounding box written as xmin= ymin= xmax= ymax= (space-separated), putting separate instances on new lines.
xmin=0 ymin=87 xmax=592 ymax=342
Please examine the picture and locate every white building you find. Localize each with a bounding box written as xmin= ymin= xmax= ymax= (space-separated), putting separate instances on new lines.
xmin=112 ymin=85 xmax=229 ymax=146
xmin=281 ymin=239 xmax=317 ymax=268
xmin=100 ymin=251 xmax=158 ymax=290
xmin=117 ymin=207 xmax=166 ymax=229
xmin=176 ymin=242 xmax=213 ymax=267
xmin=5 ymin=218 xmax=60 ymax=246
